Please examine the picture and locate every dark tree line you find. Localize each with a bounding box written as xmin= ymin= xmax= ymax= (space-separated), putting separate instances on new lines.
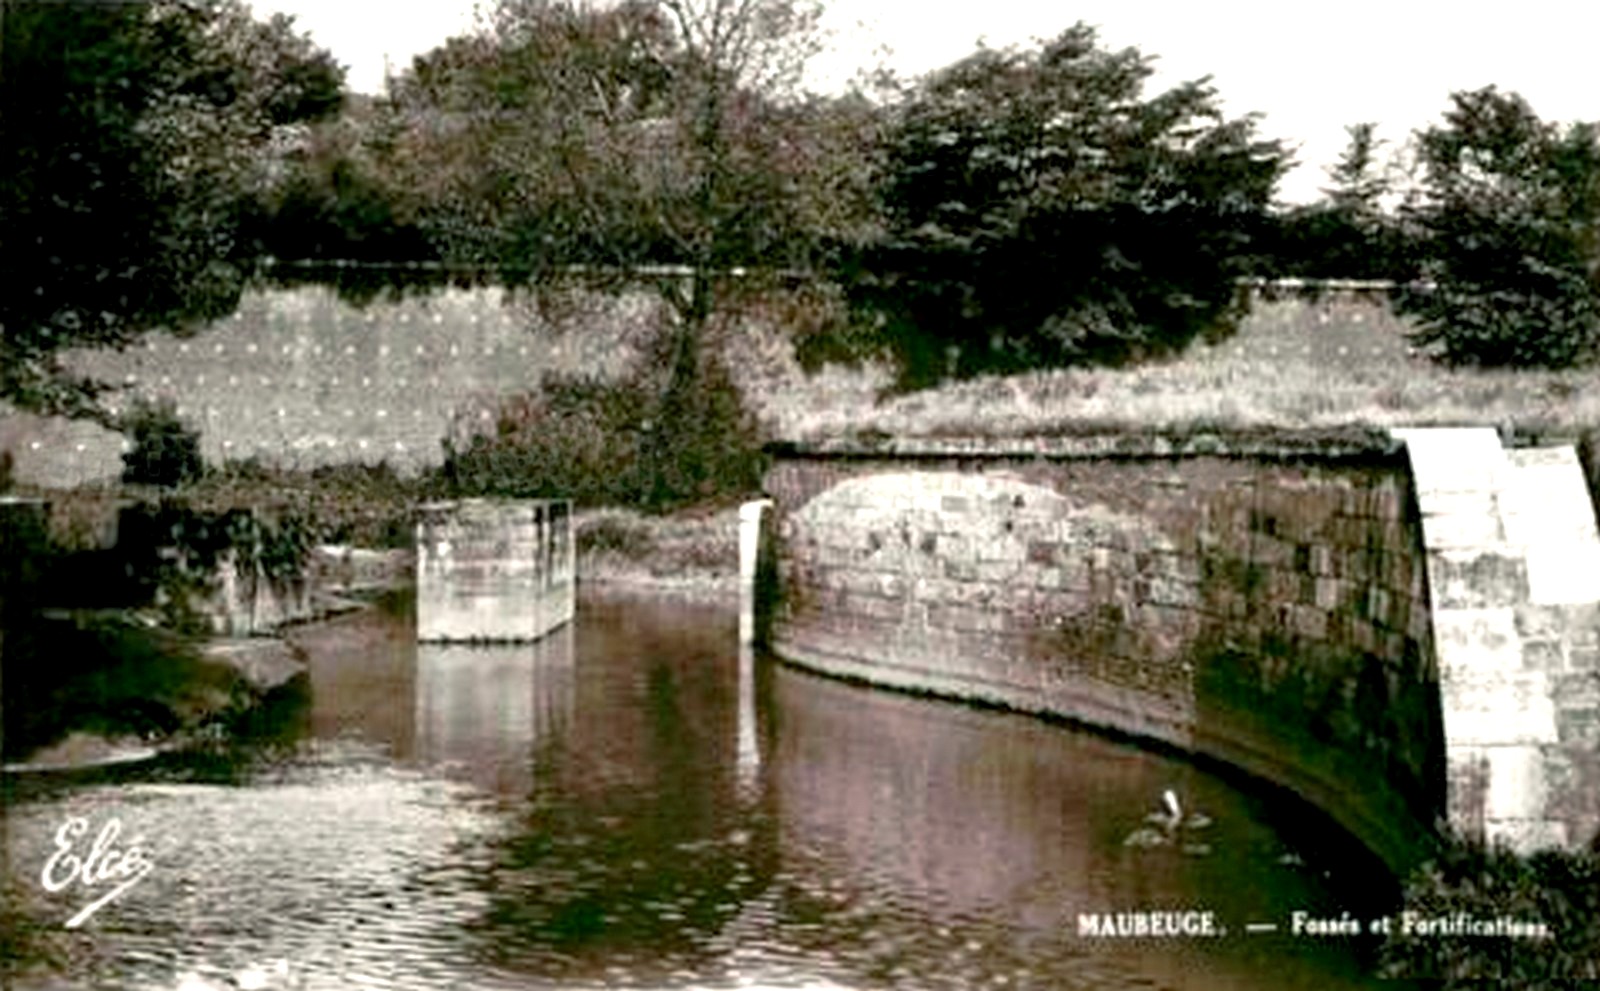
xmin=5 ymin=0 xmax=1597 ymax=431
xmin=828 ymin=26 xmax=1288 ymax=389
xmin=1 ymin=0 xmax=344 ymax=420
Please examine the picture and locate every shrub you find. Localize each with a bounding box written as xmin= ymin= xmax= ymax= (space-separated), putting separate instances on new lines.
xmin=577 ymin=514 xmax=657 ymax=559
xmin=120 ymin=399 xmax=204 ymax=487
xmin=441 ymin=322 xmax=767 ymax=510
xmin=1380 ymin=835 xmax=1600 ymax=985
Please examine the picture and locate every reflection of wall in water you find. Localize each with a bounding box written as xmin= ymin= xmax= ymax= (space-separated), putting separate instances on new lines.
xmin=415 ymin=626 xmax=575 ymax=796
xmin=765 ymin=663 xmax=1356 ymax=991
xmin=768 ymin=664 xmax=1114 ymax=929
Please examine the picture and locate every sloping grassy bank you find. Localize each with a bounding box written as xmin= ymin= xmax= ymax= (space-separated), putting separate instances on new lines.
xmin=575 ymin=504 xmax=740 ymax=600
xmin=760 ymin=299 xmax=1599 ymax=442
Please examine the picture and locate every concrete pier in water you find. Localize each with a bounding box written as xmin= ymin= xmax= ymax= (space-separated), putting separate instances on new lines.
xmin=416 ymin=499 xmax=574 ymax=642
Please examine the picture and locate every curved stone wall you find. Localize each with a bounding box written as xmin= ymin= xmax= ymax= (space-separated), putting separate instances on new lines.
xmin=763 ymin=437 xmax=1445 ymax=872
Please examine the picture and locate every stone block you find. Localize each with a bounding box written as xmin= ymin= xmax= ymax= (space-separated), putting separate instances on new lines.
xmin=1432 ymin=607 xmax=1523 ymax=672
xmin=1447 ymin=748 xmax=1489 ymax=838
xmin=1442 ymin=670 xmax=1558 ymax=745
xmin=1416 ymin=504 xmax=1506 ymax=548
xmin=852 ymin=592 xmax=907 ymax=622
xmin=1318 ymin=573 xmax=1344 ymax=611
xmin=201 ymin=638 xmax=306 ymax=691
xmin=1484 ymin=818 xmax=1570 ymax=853
xmin=1253 ymin=537 xmax=1296 ymax=570
xmin=1026 ymin=540 xmax=1060 ymax=567
xmin=1367 ymin=587 xmax=1393 ymax=627
xmin=1523 ymin=539 xmax=1600 ymax=606
xmin=942 ymin=558 xmax=978 ymax=582
xmin=1394 ymin=427 xmax=1506 ymax=495
xmin=971 ymin=560 xmax=1014 ymax=584
xmin=1513 ymin=603 xmax=1567 ymax=641
xmin=1482 ymin=745 xmax=1550 ymax=823
xmin=940 ymin=494 xmax=972 ymax=514
xmin=1380 ymin=631 xmax=1405 ymax=662
xmin=1521 ymin=639 xmax=1564 ymax=672
xmin=1340 ymin=546 xmax=1372 ymax=578
xmin=1557 ymin=707 xmax=1600 ymax=746
xmin=1552 ymin=671 xmax=1600 ymax=708
xmin=873 ymin=572 xmax=909 ymax=600
xmin=1292 ymin=605 xmax=1329 ymax=641
xmin=1502 ymin=447 xmax=1600 ymax=544
xmin=1427 ymin=548 xmax=1529 ymax=609
xmin=417 ymin=499 xmax=573 ymax=642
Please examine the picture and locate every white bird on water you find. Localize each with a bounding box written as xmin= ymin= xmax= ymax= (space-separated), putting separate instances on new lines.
xmin=1123 ymin=789 xmax=1213 ymax=850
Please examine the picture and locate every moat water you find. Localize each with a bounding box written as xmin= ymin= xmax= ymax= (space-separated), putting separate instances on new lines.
xmin=2 ymin=592 xmax=1406 ymax=990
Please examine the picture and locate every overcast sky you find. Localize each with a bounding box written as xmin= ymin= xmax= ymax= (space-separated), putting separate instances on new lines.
xmin=252 ymin=0 xmax=1599 ymax=204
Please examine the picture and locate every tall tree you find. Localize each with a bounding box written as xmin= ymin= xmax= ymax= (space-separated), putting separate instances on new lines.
xmin=1274 ymin=123 xmax=1413 ymax=281
xmin=389 ymin=0 xmax=868 ymax=503
xmin=833 ymin=24 xmax=1289 ymax=390
xmin=1324 ymin=122 xmax=1389 ymax=216
xmin=1397 ymin=87 xmax=1600 ymax=367
xmin=0 ymin=0 xmax=343 ymax=420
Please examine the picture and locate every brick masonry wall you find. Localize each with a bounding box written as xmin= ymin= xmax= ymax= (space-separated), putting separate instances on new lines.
xmin=764 ymin=439 xmax=1442 ymax=871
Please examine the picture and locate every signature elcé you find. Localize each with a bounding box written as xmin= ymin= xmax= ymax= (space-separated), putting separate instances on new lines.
xmin=40 ymin=815 xmax=155 ymax=928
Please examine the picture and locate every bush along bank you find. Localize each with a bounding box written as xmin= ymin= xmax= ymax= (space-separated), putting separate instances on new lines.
xmin=1380 ymin=833 xmax=1600 ymax=986
xmin=1 ymin=610 xmax=305 ymax=768
xmin=2 ymin=496 xmax=328 ymax=768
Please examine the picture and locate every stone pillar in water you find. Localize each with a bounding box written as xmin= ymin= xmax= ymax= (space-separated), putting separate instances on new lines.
xmin=416 ymin=499 xmax=574 ymax=642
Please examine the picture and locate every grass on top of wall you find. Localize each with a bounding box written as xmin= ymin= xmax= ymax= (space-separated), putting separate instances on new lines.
xmin=757 ymin=299 xmax=1600 ymax=443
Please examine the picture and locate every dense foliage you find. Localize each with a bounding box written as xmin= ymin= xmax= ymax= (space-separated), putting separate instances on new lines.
xmin=238 ymin=97 xmax=443 ymax=302
xmin=1381 ymin=835 xmax=1600 ymax=985
xmin=383 ymin=0 xmax=848 ymax=502
xmin=121 ymin=400 xmax=206 ymax=488
xmin=441 ymin=323 xmax=766 ymax=510
xmin=1272 ymin=123 xmax=1415 ymax=283
xmin=0 ymin=0 xmax=343 ymax=416
xmin=830 ymin=25 xmax=1288 ymax=390
xmin=1396 ymin=88 xmax=1600 ymax=368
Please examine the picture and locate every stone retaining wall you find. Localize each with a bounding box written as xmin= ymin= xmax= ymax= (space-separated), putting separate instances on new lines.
xmin=1396 ymin=428 xmax=1600 ymax=852
xmin=763 ymin=436 xmax=1445 ymax=872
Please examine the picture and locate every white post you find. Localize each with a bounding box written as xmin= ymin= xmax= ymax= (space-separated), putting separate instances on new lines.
xmin=738 ymin=499 xmax=772 ymax=645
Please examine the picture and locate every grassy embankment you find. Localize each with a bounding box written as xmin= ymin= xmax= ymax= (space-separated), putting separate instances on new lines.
xmin=753 ymin=297 xmax=1599 ymax=442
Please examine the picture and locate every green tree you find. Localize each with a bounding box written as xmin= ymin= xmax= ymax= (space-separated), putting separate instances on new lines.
xmin=389 ymin=0 xmax=870 ymax=505
xmin=239 ymin=94 xmax=444 ymax=302
xmin=1396 ymin=87 xmax=1600 ymax=368
xmin=0 ymin=0 xmax=343 ymax=420
xmin=1274 ymin=123 xmax=1414 ymax=282
xmin=833 ymin=24 xmax=1288 ymax=390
